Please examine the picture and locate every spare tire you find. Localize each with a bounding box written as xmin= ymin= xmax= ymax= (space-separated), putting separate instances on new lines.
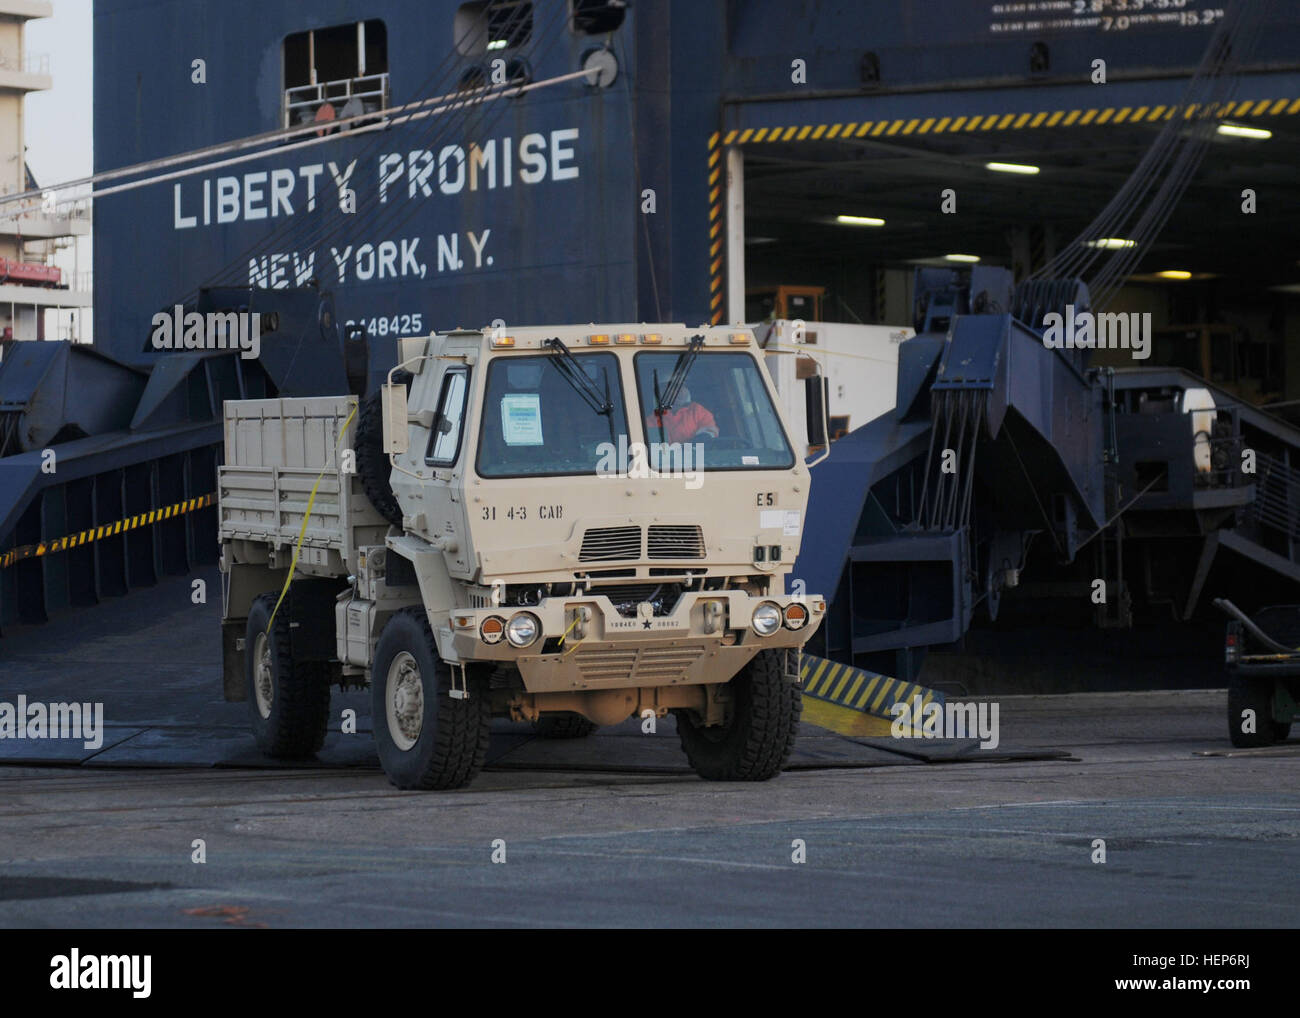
xmin=355 ymin=372 xmax=411 ymax=527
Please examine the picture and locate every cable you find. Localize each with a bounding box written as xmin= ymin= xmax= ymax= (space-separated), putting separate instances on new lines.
xmin=201 ymin=0 xmax=576 ymax=296
xmin=3 ymin=70 xmax=590 ymax=222
xmin=79 ymin=1 xmax=568 ymax=306
xmin=1029 ymin=1 xmax=1272 ymax=307
xmin=4 ymin=3 xmax=520 ymax=222
xmin=190 ymin=1 xmax=565 ymax=290
xmin=205 ymin=3 xmax=576 ymax=376
xmin=239 ymin=0 xmax=569 ymax=265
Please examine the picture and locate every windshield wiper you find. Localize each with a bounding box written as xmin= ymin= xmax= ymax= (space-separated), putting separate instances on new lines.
xmin=543 ymin=337 xmax=618 ymax=445
xmin=543 ymin=337 xmax=613 ymax=415
xmin=654 ymin=334 xmax=704 ymax=415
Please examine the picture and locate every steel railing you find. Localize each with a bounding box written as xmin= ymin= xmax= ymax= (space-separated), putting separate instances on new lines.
xmin=283 ymin=73 xmax=390 ymax=128
xmin=0 ymin=52 xmax=49 ymax=75
xmin=1250 ymin=451 xmax=1300 ymax=544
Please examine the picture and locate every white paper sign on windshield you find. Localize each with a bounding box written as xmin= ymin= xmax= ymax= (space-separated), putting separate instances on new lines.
xmin=501 ymin=393 xmax=544 ymax=445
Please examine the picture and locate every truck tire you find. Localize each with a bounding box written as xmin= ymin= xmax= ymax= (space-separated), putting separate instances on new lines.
xmin=532 ymin=713 xmax=598 ymax=739
xmin=244 ymin=592 xmax=332 ymax=759
xmin=371 ymin=607 xmax=490 ymax=790
xmin=676 ymin=649 xmax=800 ymax=781
xmin=355 ymin=374 xmax=410 ymax=527
xmin=1227 ymin=673 xmax=1276 ymax=748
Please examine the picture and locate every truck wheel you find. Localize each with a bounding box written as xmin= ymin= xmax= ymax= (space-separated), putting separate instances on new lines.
xmin=244 ymin=592 xmax=332 ymax=759
xmin=371 ymin=607 xmax=490 ymax=790
xmin=532 ymin=713 xmax=598 ymax=739
xmin=355 ymin=373 xmax=410 ymax=527
xmin=1227 ymin=673 xmax=1276 ymax=748
xmin=676 ymin=649 xmax=800 ymax=781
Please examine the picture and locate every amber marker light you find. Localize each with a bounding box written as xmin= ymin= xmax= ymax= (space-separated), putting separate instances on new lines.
xmin=480 ymin=616 xmax=506 ymax=644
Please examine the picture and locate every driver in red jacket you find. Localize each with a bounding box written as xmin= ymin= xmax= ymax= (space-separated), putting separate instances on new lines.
xmin=645 ymin=386 xmax=719 ymax=443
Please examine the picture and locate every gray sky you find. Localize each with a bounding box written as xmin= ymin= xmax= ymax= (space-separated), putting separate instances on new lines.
xmin=25 ymin=0 xmax=93 ymax=186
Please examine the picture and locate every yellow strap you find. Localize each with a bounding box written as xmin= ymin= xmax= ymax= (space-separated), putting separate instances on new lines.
xmin=267 ymin=403 xmax=358 ymax=631
xmin=556 ymin=611 xmax=582 ymax=647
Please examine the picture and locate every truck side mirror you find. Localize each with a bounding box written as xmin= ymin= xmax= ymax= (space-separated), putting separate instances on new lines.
xmin=344 ymin=324 xmax=369 ymax=396
xmin=381 ymin=382 xmax=409 ymax=455
xmin=805 ymin=374 xmax=828 ymax=449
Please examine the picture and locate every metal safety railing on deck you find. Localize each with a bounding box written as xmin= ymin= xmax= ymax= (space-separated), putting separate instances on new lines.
xmin=1250 ymin=451 xmax=1300 ymax=544
xmin=283 ymin=73 xmax=390 ymax=129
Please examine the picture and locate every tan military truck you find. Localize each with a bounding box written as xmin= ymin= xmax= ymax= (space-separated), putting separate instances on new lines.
xmin=218 ymin=323 xmax=825 ymax=789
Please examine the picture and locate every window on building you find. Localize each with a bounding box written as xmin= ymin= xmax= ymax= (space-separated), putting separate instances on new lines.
xmin=283 ymin=20 xmax=389 ymax=129
xmin=454 ymin=2 xmax=533 ymax=56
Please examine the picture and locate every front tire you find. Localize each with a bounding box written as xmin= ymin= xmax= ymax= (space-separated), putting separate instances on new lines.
xmin=1227 ymin=673 xmax=1276 ymax=748
xmin=371 ymin=608 xmax=489 ymax=790
xmin=244 ymin=592 xmax=332 ymax=759
xmin=676 ymin=649 xmax=800 ymax=781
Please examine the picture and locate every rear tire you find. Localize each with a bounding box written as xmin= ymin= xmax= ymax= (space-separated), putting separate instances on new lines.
xmin=532 ymin=713 xmax=598 ymax=739
xmin=244 ymin=592 xmax=332 ymax=759
xmin=371 ymin=608 xmax=490 ymax=790
xmin=1227 ymin=673 xmax=1276 ymax=748
xmin=676 ymin=649 xmax=800 ymax=781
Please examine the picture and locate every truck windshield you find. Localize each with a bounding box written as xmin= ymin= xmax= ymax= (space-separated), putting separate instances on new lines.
xmin=477 ymin=353 xmax=629 ymax=477
xmin=635 ymin=351 xmax=794 ymax=469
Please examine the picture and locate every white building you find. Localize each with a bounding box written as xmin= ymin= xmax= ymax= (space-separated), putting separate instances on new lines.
xmin=0 ymin=0 xmax=90 ymax=343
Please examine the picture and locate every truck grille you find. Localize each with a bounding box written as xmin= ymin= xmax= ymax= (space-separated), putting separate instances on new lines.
xmin=647 ymin=524 xmax=704 ymax=559
xmin=579 ymin=526 xmax=642 ymax=561
xmin=576 ymin=645 xmax=705 ymax=683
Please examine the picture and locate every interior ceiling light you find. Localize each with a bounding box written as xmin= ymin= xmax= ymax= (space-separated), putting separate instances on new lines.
xmin=1157 ymin=270 xmax=1192 ymax=280
xmin=835 ymin=215 xmax=885 ymax=226
xmin=1085 ymin=238 xmax=1136 ymax=250
xmin=985 ymin=161 xmax=1039 ymax=175
xmin=944 ymin=254 xmax=980 ymax=263
xmin=1217 ymin=122 xmax=1271 ymax=140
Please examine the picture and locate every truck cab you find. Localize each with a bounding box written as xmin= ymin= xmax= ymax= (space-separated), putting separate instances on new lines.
xmin=219 ymin=322 xmax=824 ymax=789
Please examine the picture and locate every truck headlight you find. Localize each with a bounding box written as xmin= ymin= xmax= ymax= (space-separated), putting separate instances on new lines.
xmin=752 ymin=602 xmax=782 ymax=636
xmin=783 ymin=603 xmax=809 ymax=630
xmin=506 ymin=612 xmax=541 ymax=648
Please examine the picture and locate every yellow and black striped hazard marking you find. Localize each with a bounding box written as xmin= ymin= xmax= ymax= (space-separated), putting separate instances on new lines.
xmin=707 ymin=130 xmax=724 ymax=325
xmin=800 ymin=653 xmax=940 ymax=719
xmin=799 ymin=653 xmax=943 ymax=739
xmin=722 ymin=96 xmax=1300 ymax=146
xmin=707 ymin=97 xmax=1300 ymax=310
xmin=0 ymin=492 xmax=217 ymax=569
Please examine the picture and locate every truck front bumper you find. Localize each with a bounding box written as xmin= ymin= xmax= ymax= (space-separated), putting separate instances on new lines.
xmin=447 ymin=590 xmax=824 ymax=693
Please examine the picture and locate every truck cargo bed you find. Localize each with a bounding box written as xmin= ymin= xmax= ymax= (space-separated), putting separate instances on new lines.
xmin=219 ymin=396 xmax=388 ymax=574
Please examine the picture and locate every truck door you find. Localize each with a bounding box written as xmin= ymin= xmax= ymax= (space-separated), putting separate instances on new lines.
xmin=423 ymin=365 xmax=473 ymax=576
